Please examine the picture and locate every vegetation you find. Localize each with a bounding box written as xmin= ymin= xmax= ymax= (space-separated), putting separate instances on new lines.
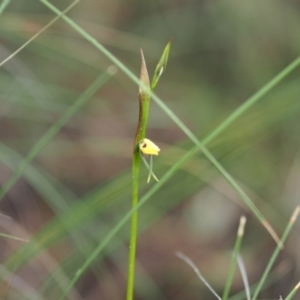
xmin=0 ymin=1 xmax=299 ymax=299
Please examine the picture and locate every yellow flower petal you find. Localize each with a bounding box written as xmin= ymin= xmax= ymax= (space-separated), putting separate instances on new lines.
xmin=139 ymin=138 xmax=160 ymax=155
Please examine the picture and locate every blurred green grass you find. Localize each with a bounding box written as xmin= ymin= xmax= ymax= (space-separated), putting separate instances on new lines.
xmin=0 ymin=0 xmax=300 ymax=299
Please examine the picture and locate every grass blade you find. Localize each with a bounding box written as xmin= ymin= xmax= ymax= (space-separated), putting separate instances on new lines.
xmin=237 ymin=255 xmax=251 ymax=300
xmin=0 ymin=0 xmax=10 ymax=16
xmin=176 ymin=251 xmax=221 ymax=300
xmin=222 ymin=216 xmax=247 ymax=300
xmin=252 ymin=206 xmax=300 ymax=300
xmin=0 ymin=232 xmax=28 ymax=243
xmin=0 ymin=0 xmax=80 ymax=68
xmin=0 ymin=68 xmax=116 ymax=202
xmin=151 ymin=39 xmax=172 ymax=90
xmin=284 ymin=282 xmax=300 ymax=300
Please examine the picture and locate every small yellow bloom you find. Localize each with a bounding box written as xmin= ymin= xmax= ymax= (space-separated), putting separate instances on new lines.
xmin=139 ymin=138 xmax=160 ymax=156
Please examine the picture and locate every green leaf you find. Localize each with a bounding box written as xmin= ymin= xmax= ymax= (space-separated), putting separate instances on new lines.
xmin=151 ymin=39 xmax=172 ymax=91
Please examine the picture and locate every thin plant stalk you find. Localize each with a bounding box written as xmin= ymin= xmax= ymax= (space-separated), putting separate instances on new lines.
xmin=252 ymin=206 xmax=300 ymax=300
xmin=176 ymin=251 xmax=221 ymax=300
xmin=222 ymin=216 xmax=247 ymax=300
xmin=237 ymin=255 xmax=251 ymax=300
xmin=0 ymin=0 xmax=80 ymax=68
xmin=0 ymin=69 xmax=116 ymax=202
xmin=127 ymin=43 xmax=171 ymax=300
xmin=228 ymin=274 xmax=288 ymax=300
xmin=0 ymin=232 xmax=28 ymax=243
xmin=228 ymin=266 xmax=291 ymax=300
xmin=284 ymin=282 xmax=300 ymax=300
xmin=0 ymin=0 xmax=10 ymax=16
xmin=127 ymin=50 xmax=150 ymax=300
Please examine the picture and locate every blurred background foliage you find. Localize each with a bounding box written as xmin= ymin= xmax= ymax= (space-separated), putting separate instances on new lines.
xmin=0 ymin=0 xmax=300 ymax=299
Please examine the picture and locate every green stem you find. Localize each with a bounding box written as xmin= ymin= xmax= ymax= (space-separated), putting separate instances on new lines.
xmin=126 ymin=41 xmax=170 ymax=298
xmin=0 ymin=0 xmax=10 ymax=16
xmin=127 ymin=154 xmax=141 ymax=300
xmin=284 ymin=282 xmax=300 ymax=300
xmin=222 ymin=216 xmax=246 ymax=300
xmin=252 ymin=206 xmax=300 ymax=300
xmin=127 ymin=50 xmax=150 ymax=300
